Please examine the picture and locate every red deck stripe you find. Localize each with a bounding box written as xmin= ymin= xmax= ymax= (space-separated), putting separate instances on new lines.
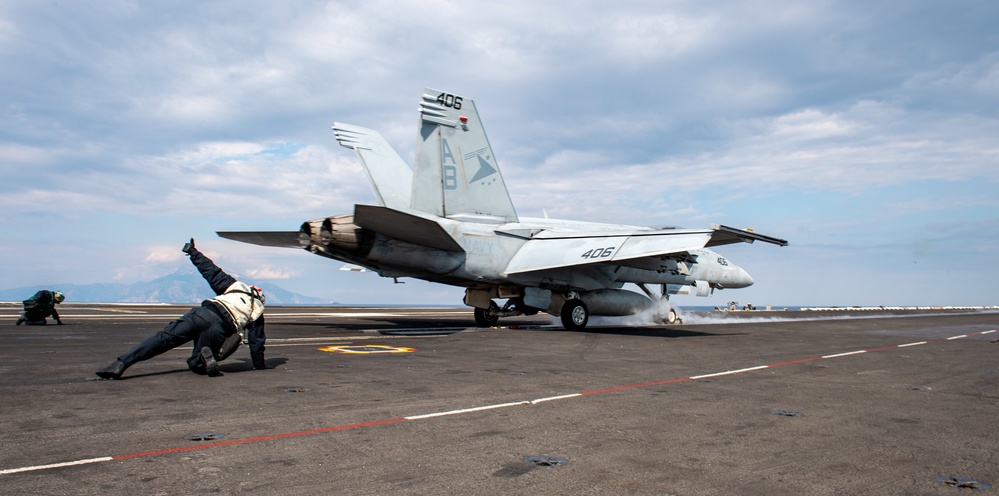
xmin=113 ymin=418 xmax=408 ymax=460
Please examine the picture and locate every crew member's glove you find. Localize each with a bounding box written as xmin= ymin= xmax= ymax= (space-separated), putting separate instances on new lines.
xmin=182 ymin=238 xmax=195 ymax=255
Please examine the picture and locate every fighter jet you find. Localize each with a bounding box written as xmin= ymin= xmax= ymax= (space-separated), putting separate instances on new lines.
xmin=219 ymin=88 xmax=787 ymax=330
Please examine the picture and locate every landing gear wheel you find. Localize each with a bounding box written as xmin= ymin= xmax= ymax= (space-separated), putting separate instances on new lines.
xmin=667 ymin=308 xmax=678 ymax=324
xmin=474 ymin=304 xmax=499 ymax=327
xmin=560 ymin=299 xmax=589 ymax=331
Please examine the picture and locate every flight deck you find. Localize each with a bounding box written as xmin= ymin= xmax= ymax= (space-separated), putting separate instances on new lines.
xmin=1 ymin=304 xmax=997 ymax=494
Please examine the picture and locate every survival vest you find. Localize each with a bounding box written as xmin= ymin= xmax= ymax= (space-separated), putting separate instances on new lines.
xmin=210 ymin=282 xmax=265 ymax=331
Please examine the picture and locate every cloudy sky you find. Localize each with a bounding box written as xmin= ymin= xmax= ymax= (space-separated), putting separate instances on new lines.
xmin=2 ymin=1 xmax=997 ymax=307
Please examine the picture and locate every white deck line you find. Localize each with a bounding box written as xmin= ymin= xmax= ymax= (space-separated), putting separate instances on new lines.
xmin=405 ymin=401 xmax=531 ymax=420
xmin=0 ymin=457 xmax=114 ymax=475
xmin=689 ymin=365 xmax=769 ymax=380
xmin=821 ymin=350 xmax=867 ymax=359
xmin=530 ymin=394 xmax=583 ymax=404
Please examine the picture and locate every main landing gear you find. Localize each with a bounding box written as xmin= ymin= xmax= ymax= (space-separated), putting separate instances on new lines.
xmin=472 ymin=296 xmax=590 ymax=330
xmin=473 ymin=298 xmax=540 ymax=328
xmin=473 ymin=303 xmax=500 ymax=327
xmin=560 ymin=298 xmax=589 ymax=331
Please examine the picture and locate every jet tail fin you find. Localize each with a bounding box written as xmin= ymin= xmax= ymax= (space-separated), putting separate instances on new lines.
xmin=412 ymin=88 xmax=518 ymax=224
xmin=332 ymin=123 xmax=412 ymax=210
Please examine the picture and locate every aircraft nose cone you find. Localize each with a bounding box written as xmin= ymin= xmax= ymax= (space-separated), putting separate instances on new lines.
xmin=732 ymin=266 xmax=754 ymax=288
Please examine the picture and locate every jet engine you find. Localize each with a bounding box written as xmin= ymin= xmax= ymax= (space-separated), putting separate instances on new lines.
xmin=299 ymin=214 xmax=373 ymax=259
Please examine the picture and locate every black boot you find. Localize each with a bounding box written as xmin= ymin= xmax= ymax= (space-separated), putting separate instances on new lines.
xmin=15 ymin=315 xmax=25 ymax=326
xmin=200 ymin=347 xmax=219 ymax=376
xmin=96 ymin=359 xmax=126 ymax=380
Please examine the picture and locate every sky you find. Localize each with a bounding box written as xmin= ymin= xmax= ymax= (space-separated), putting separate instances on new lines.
xmin=2 ymin=1 xmax=998 ymax=307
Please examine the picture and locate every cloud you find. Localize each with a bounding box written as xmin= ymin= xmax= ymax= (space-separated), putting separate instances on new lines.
xmin=505 ymin=99 xmax=999 ymax=225
xmin=1 ymin=1 xmax=998 ymax=306
xmin=0 ymin=142 xmax=54 ymax=165
xmin=0 ymin=137 xmax=370 ymax=221
xmin=143 ymin=247 xmax=184 ymax=264
xmin=243 ymin=266 xmax=299 ymax=280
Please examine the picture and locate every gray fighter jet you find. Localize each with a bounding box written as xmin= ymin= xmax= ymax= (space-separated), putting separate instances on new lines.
xmin=219 ymin=88 xmax=787 ymax=330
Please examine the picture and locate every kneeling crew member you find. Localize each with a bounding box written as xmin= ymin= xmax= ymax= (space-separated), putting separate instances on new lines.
xmin=96 ymin=239 xmax=266 ymax=379
xmin=16 ymin=290 xmax=65 ymax=325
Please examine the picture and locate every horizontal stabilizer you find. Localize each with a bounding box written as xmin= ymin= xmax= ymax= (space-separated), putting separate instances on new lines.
xmin=706 ymin=225 xmax=789 ymax=247
xmin=353 ymin=204 xmax=464 ymax=252
xmin=217 ymin=231 xmax=304 ymax=248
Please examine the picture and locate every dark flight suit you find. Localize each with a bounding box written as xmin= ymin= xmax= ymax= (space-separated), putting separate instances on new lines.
xmin=115 ymin=248 xmax=266 ymax=374
xmin=19 ymin=290 xmax=62 ymax=325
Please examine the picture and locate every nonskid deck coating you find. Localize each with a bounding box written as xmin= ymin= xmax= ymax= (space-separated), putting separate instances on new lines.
xmin=1 ymin=305 xmax=997 ymax=494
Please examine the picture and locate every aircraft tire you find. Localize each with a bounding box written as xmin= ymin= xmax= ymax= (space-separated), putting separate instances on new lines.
xmin=474 ymin=306 xmax=499 ymax=327
xmin=560 ymin=299 xmax=589 ymax=331
xmin=667 ymin=308 xmax=678 ymax=324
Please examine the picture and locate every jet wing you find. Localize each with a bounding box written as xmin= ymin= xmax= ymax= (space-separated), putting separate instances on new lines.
xmin=217 ymin=231 xmax=304 ymax=248
xmin=706 ymin=224 xmax=789 ymax=247
xmin=504 ymin=224 xmax=787 ymax=275
xmin=504 ymin=229 xmax=715 ymax=275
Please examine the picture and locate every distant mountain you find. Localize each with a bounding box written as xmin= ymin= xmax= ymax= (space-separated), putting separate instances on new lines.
xmin=0 ymin=268 xmax=330 ymax=305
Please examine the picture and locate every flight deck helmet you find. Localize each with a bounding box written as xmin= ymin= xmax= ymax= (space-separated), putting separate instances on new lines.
xmin=53 ymin=292 xmax=65 ymax=303
xmin=250 ymin=286 xmax=265 ymax=304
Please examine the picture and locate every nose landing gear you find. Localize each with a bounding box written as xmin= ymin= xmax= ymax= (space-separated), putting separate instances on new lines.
xmin=638 ymin=283 xmax=682 ymax=325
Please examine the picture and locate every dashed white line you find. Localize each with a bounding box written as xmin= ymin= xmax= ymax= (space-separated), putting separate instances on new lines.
xmin=0 ymin=457 xmax=114 ymax=476
xmin=4 ymin=328 xmax=994 ymax=476
xmin=405 ymin=393 xmax=584 ymax=420
xmin=530 ymin=394 xmax=583 ymax=404
xmin=822 ymin=350 xmax=867 ymax=359
xmin=405 ymin=401 xmax=531 ymax=420
xmin=690 ymin=365 xmax=770 ymax=380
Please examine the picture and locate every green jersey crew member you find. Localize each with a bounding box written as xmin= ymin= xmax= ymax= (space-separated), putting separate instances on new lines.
xmin=16 ymin=290 xmax=65 ymax=326
xmin=96 ymin=239 xmax=266 ymax=380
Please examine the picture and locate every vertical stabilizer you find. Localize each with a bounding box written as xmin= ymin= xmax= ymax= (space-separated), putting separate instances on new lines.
xmin=412 ymin=88 xmax=518 ymax=223
xmin=332 ymin=123 xmax=412 ymax=210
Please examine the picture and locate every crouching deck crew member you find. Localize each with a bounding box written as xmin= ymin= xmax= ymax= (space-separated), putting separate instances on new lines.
xmin=96 ymin=239 xmax=266 ymax=380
